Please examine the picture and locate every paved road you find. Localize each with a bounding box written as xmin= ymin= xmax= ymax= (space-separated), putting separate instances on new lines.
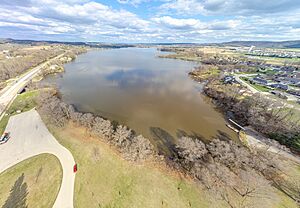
xmin=0 ymin=53 xmax=65 ymax=119
xmin=234 ymin=74 xmax=300 ymax=110
xmin=234 ymin=74 xmax=261 ymax=94
xmin=0 ymin=109 xmax=75 ymax=208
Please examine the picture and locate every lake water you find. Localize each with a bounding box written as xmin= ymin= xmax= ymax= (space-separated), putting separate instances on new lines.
xmin=45 ymin=48 xmax=236 ymax=154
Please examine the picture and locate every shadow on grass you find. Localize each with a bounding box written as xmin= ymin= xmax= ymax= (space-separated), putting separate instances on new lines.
xmin=3 ymin=173 xmax=28 ymax=208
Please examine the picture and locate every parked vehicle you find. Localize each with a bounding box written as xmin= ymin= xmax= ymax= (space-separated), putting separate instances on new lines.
xmin=0 ymin=132 xmax=10 ymax=144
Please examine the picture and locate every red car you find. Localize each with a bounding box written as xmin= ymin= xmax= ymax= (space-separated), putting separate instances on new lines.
xmin=73 ymin=164 xmax=78 ymax=173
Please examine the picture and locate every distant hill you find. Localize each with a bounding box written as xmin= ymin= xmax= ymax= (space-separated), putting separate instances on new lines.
xmin=1 ymin=38 xmax=300 ymax=49
xmin=217 ymin=40 xmax=300 ymax=48
xmin=0 ymin=38 xmax=135 ymax=49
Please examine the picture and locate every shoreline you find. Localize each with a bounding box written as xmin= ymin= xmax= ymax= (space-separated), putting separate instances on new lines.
xmin=32 ymin=47 xmax=300 ymax=207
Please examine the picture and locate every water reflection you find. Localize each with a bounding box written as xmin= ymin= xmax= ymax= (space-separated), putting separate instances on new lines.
xmin=105 ymin=69 xmax=156 ymax=88
xmin=44 ymin=48 xmax=237 ymax=146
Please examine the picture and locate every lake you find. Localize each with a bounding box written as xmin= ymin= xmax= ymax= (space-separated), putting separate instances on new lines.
xmin=44 ymin=47 xmax=236 ymax=154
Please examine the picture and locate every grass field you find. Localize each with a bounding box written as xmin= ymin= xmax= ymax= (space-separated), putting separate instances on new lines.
xmin=0 ymin=154 xmax=62 ymax=208
xmin=0 ymin=90 xmax=38 ymax=134
xmin=45 ymin=121 xmax=299 ymax=208
xmin=256 ymin=56 xmax=300 ymax=65
xmin=250 ymin=83 xmax=270 ymax=92
xmin=49 ymin=123 xmax=220 ymax=208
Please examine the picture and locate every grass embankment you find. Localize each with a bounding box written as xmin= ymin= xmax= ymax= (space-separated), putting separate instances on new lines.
xmin=0 ymin=154 xmax=62 ymax=208
xmin=0 ymin=90 xmax=38 ymax=135
xmin=49 ymin=123 xmax=217 ymax=208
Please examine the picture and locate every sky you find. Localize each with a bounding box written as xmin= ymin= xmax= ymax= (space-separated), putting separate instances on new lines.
xmin=0 ymin=0 xmax=300 ymax=43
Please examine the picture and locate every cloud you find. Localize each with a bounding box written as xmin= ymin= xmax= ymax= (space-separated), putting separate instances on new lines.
xmin=0 ymin=0 xmax=32 ymax=7
xmin=153 ymin=16 xmax=201 ymax=30
xmin=160 ymin=0 xmax=300 ymax=15
xmin=153 ymin=16 xmax=240 ymax=31
xmin=0 ymin=0 xmax=151 ymax=41
xmin=30 ymin=1 xmax=149 ymax=29
xmin=0 ymin=0 xmax=299 ymax=42
xmin=117 ymin=0 xmax=149 ymax=6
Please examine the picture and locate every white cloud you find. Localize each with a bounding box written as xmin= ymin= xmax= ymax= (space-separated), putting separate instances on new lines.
xmin=153 ymin=16 xmax=240 ymax=31
xmin=117 ymin=0 xmax=148 ymax=5
xmin=0 ymin=0 xmax=151 ymax=41
xmin=0 ymin=0 xmax=299 ymax=42
xmin=160 ymin=0 xmax=300 ymax=15
xmin=153 ymin=16 xmax=202 ymax=29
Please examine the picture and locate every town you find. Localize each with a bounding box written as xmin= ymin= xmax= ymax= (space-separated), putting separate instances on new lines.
xmin=226 ymin=63 xmax=300 ymax=102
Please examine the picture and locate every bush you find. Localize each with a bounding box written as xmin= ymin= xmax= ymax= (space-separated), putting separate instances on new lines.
xmin=91 ymin=117 xmax=114 ymax=139
xmin=175 ymin=136 xmax=279 ymax=182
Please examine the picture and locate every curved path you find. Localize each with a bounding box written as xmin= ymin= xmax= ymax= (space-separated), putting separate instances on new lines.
xmin=0 ymin=109 xmax=75 ymax=208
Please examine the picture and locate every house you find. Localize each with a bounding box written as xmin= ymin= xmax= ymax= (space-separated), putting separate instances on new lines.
xmin=285 ymin=78 xmax=300 ymax=85
xmin=270 ymin=91 xmax=288 ymax=99
xmin=280 ymin=66 xmax=295 ymax=72
xmin=223 ymin=75 xmax=236 ymax=84
xmin=295 ymin=72 xmax=300 ymax=79
xmin=288 ymin=90 xmax=300 ymax=97
xmin=272 ymin=66 xmax=281 ymax=71
xmin=49 ymin=64 xmax=59 ymax=70
xmin=251 ymin=77 xmax=268 ymax=85
xmin=269 ymin=83 xmax=288 ymax=91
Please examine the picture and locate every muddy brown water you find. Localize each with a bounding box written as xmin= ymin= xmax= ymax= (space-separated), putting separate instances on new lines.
xmin=43 ymin=48 xmax=237 ymax=155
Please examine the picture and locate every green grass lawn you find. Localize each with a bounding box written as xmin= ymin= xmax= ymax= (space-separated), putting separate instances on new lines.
xmin=251 ymin=83 xmax=270 ymax=92
xmin=240 ymin=77 xmax=270 ymax=92
xmin=262 ymin=70 xmax=277 ymax=75
xmin=0 ymin=154 xmax=62 ymax=208
xmin=0 ymin=90 xmax=38 ymax=135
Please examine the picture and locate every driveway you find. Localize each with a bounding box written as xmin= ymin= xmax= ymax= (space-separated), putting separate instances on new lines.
xmin=0 ymin=109 xmax=75 ymax=208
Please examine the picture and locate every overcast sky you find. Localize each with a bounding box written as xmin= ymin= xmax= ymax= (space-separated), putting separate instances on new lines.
xmin=0 ymin=0 xmax=299 ymax=43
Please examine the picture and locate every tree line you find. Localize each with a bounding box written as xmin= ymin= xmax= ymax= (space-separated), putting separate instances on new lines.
xmin=37 ymin=91 xmax=155 ymax=161
xmin=204 ymin=79 xmax=300 ymax=153
xmin=0 ymin=48 xmax=63 ymax=83
xmin=0 ymin=45 xmax=87 ymax=89
xmin=36 ymin=90 xmax=300 ymax=207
